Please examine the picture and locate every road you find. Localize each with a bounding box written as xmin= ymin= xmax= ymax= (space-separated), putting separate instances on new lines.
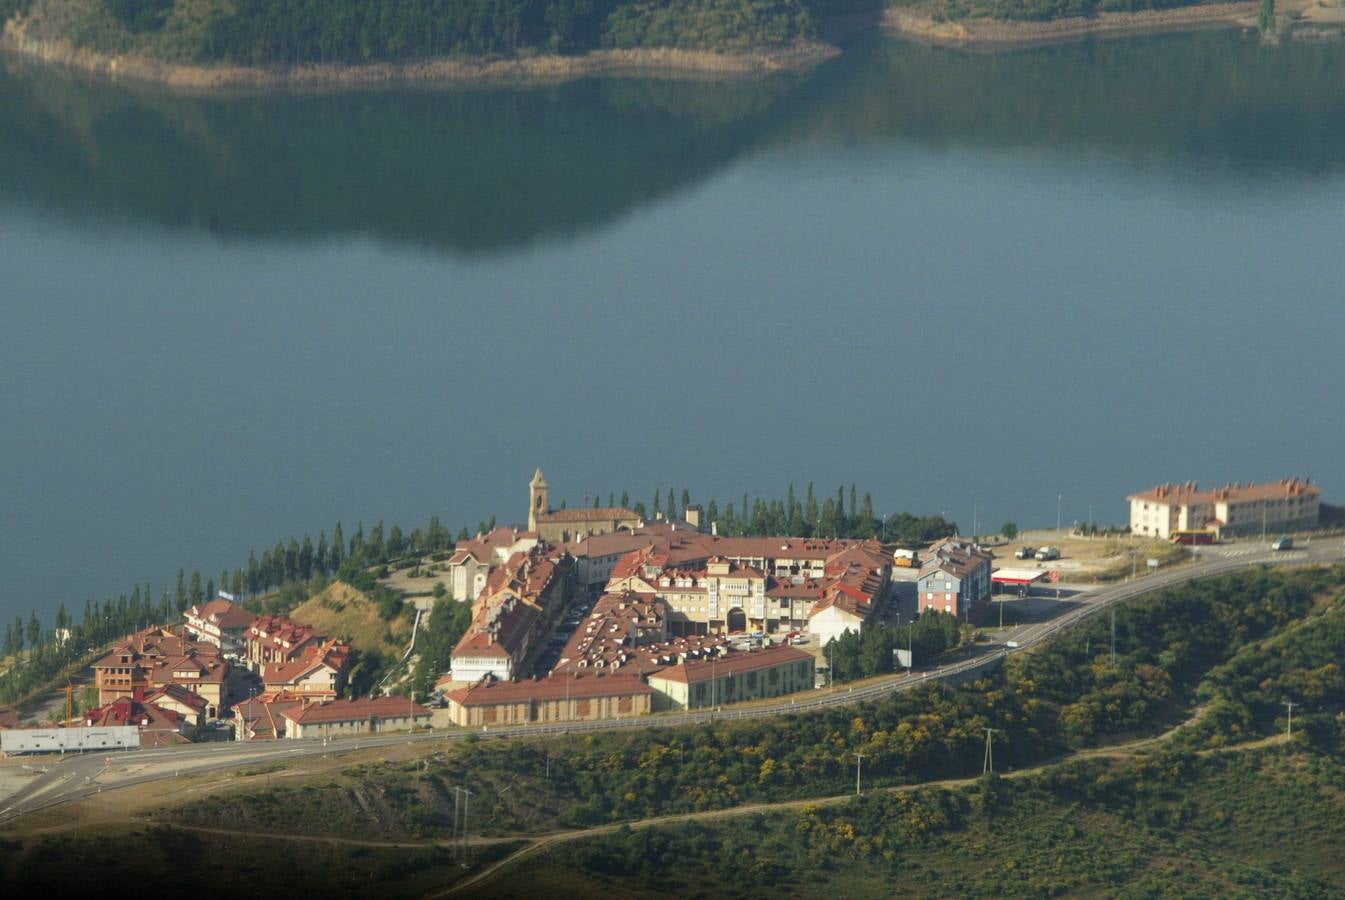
xmin=2 ymin=539 xmax=1340 ymax=829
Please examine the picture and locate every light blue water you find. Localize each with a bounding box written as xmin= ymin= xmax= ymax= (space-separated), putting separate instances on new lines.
xmin=2 ymin=31 xmax=1344 ymax=625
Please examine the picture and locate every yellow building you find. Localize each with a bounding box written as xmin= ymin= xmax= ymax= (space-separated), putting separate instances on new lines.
xmin=445 ymin=674 xmax=652 ymax=726
xmin=646 ymin=645 xmax=814 ymax=711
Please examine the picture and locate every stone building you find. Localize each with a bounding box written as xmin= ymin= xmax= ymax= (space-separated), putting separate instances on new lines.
xmin=528 ymin=468 xmax=642 ymax=542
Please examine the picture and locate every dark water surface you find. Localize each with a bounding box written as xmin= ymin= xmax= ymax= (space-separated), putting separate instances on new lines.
xmin=3 ymin=31 xmax=1344 ymax=623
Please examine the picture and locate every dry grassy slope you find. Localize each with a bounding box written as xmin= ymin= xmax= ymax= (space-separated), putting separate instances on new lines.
xmin=290 ymin=581 xmax=411 ymax=661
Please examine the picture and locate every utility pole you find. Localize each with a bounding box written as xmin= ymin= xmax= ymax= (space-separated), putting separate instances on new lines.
xmin=908 ymin=621 xmax=914 ymax=673
xmin=1110 ymin=608 xmax=1116 ymax=666
xmin=1284 ymin=700 xmax=1297 ymax=742
xmin=1057 ymin=493 xmax=1062 ymax=534
xmin=983 ymin=728 xmax=999 ymax=774
xmin=854 ymin=751 xmax=866 ymax=796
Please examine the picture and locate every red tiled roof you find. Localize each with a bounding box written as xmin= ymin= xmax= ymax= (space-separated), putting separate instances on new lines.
xmin=448 ymin=674 xmax=650 ymax=707
xmin=650 ymin=645 xmax=813 ymax=685
xmin=283 ymin=696 xmax=431 ymax=725
xmin=1129 ymin=477 xmax=1320 ymax=505
xmin=539 ymin=507 xmax=640 ymax=524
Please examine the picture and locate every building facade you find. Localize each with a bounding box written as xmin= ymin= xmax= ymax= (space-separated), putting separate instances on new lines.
xmin=445 ymin=674 xmax=652 ymax=727
xmin=1128 ymin=478 xmax=1321 ymax=539
xmin=917 ymin=538 xmax=993 ymax=621
xmin=528 ymin=468 xmax=643 ymax=542
xmin=646 ymin=645 xmax=815 ymax=710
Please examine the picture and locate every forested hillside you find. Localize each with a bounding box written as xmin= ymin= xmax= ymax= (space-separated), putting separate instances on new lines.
xmin=5 ymin=0 xmax=878 ymax=66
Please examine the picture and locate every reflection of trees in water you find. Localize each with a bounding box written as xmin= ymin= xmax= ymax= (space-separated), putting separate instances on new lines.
xmin=0 ymin=67 xmax=800 ymax=253
xmin=3 ymin=32 xmax=1345 ymax=253
xmin=778 ymin=32 xmax=1345 ymax=174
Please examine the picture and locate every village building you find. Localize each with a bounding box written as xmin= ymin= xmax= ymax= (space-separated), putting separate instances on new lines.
xmin=527 ymin=468 xmax=642 ymax=542
xmin=245 ymin=614 xmax=327 ymax=673
xmin=646 ymin=644 xmax=815 ymax=710
xmin=231 ymin=691 xmax=308 ymax=741
xmin=445 ymin=526 xmax=539 ymax=600
xmin=92 ymin=626 xmax=231 ymax=716
xmin=262 ymin=639 xmax=353 ymax=699
xmin=83 ymin=690 xmax=191 ymax=748
xmin=183 ymin=595 xmax=255 ymax=656
xmin=450 ymin=546 xmax=574 ymax=684
xmin=281 ymin=696 xmax=431 ymax=739
xmin=917 ymin=537 xmax=993 ymax=621
xmin=141 ymin=683 xmax=209 ymax=728
xmin=445 ymin=673 xmax=652 ymax=727
xmin=1128 ymin=477 xmax=1321 ymax=540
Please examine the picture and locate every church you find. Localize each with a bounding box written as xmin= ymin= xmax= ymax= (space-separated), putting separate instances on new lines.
xmin=528 ymin=468 xmax=643 ymax=543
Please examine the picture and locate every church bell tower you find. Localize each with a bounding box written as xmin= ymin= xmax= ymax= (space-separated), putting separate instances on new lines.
xmin=528 ymin=468 xmax=549 ymax=532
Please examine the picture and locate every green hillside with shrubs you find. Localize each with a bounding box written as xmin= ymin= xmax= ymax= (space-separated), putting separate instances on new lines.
xmin=3 ymin=0 xmax=876 ymax=66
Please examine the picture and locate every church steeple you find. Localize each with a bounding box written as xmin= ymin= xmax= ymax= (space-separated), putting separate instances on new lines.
xmin=528 ymin=468 xmax=549 ymax=532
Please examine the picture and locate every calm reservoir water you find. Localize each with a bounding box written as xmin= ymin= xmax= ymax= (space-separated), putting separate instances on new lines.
xmin=3 ymin=31 xmax=1345 ymax=625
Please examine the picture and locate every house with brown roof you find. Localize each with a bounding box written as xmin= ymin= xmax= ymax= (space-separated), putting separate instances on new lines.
xmin=246 ymin=615 xmax=326 ymax=673
xmin=281 ymin=696 xmax=431 ymax=739
xmin=184 ymin=596 xmax=255 ymax=655
xmin=262 ymin=639 xmax=353 ymax=699
xmin=646 ymin=644 xmax=814 ymax=710
xmin=83 ymin=690 xmax=191 ymax=748
xmin=445 ymin=673 xmax=651 ymax=727
xmin=231 ymin=691 xmax=308 ymax=741
xmin=445 ymin=526 xmax=540 ymax=601
xmin=93 ymin=626 xmax=230 ymax=716
xmin=141 ymin=684 xmax=209 ymax=728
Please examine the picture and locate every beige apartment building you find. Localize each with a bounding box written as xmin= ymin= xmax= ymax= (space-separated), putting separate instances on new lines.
xmin=1129 ymin=477 xmax=1320 ymax=539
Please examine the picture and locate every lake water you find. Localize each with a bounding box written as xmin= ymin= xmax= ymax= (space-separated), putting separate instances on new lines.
xmin=3 ymin=30 xmax=1344 ymax=626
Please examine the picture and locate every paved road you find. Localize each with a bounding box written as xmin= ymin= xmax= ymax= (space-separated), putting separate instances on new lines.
xmin=2 ymin=540 xmax=1341 ymax=828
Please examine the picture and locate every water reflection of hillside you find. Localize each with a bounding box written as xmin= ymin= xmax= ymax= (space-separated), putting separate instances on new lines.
xmin=0 ymin=65 xmax=801 ymax=254
xmin=3 ymin=31 xmax=1345 ymax=253
xmin=787 ymin=32 xmax=1345 ymax=174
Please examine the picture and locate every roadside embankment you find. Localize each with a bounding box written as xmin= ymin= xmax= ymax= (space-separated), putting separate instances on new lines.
xmin=0 ymin=17 xmax=839 ymax=91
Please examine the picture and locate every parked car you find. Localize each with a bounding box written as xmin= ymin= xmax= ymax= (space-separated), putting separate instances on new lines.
xmin=1035 ymin=546 xmax=1061 ymax=561
xmin=1014 ymin=546 xmax=1036 ymax=560
xmin=1271 ymin=536 xmax=1294 ymax=551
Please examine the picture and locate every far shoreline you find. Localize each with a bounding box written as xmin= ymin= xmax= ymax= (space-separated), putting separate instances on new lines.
xmin=882 ymin=1 xmax=1263 ymax=48
xmin=3 ymin=0 xmax=1337 ymax=93
xmin=0 ymin=19 xmax=840 ymax=92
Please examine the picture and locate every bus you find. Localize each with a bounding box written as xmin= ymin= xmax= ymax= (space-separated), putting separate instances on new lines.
xmin=1170 ymin=529 xmax=1217 ymax=545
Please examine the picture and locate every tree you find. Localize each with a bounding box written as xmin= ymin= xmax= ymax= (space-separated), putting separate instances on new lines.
xmin=188 ymin=571 xmax=204 ymax=608
xmin=26 ymin=611 xmax=40 ymax=649
xmin=1001 ymin=522 xmax=1019 ymax=541
xmin=1258 ymin=0 xmax=1275 ymax=33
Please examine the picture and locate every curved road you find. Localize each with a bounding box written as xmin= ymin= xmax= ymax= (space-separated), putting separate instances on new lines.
xmin=2 ymin=540 xmax=1340 ymax=828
